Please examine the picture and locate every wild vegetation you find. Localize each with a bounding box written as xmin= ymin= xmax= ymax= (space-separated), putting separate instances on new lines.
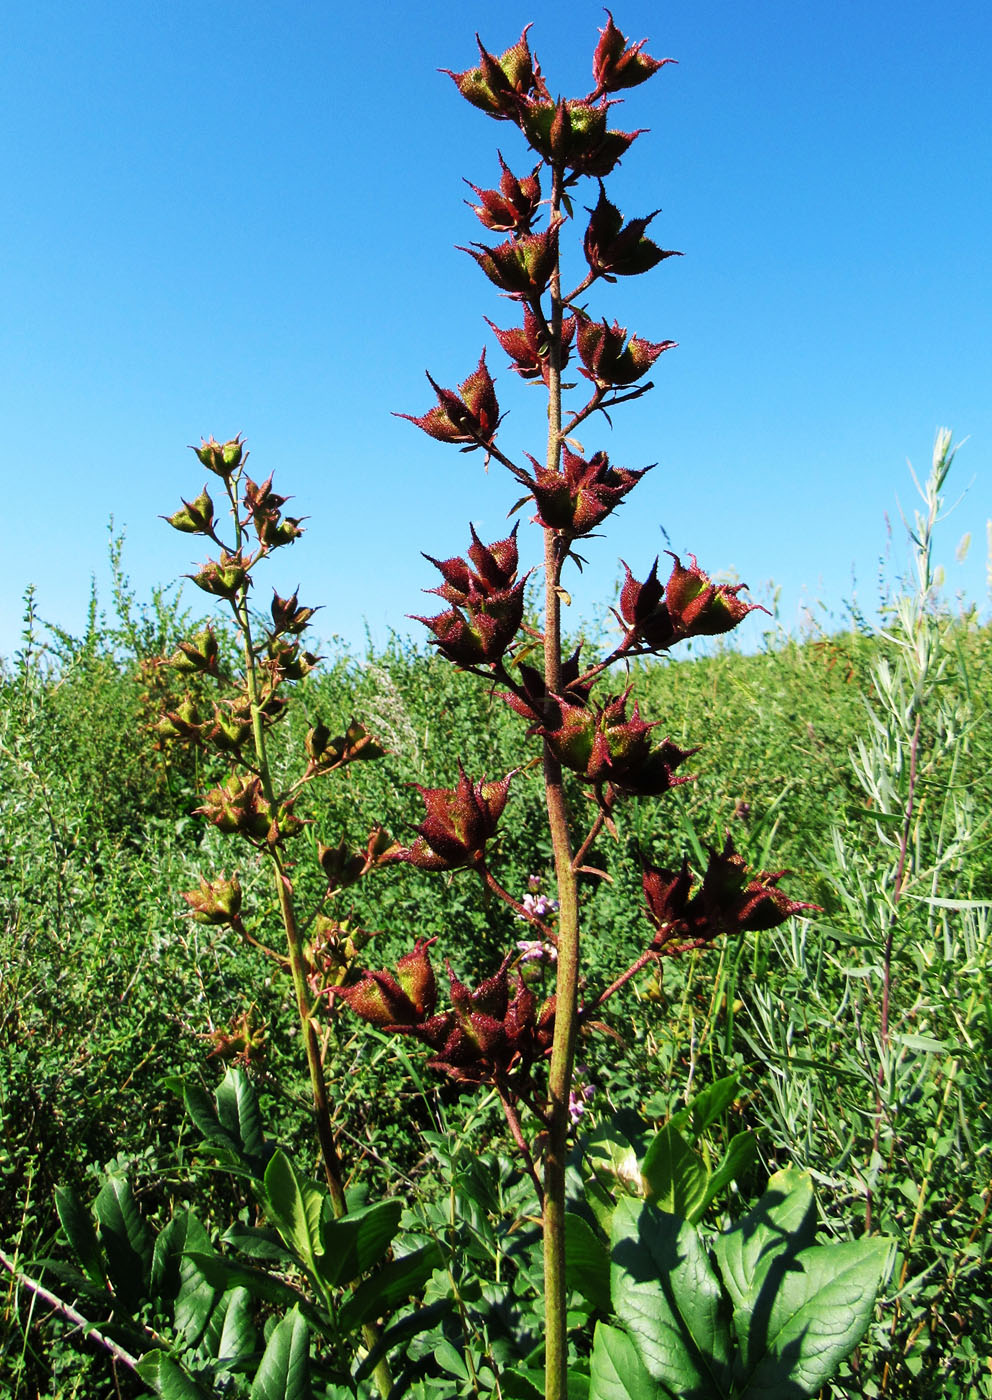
xmin=1 ymin=14 xmax=990 ymax=1400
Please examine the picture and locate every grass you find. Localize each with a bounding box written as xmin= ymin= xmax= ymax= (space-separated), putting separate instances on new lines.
xmin=1 ymin=518 xmax=990 ymax=1395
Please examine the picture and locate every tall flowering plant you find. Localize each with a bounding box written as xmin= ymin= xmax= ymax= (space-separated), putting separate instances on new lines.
xmin=336 ymin=17 xmax=813 ymax=1397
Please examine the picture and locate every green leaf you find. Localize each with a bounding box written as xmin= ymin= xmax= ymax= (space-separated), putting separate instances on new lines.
xmin=182 ymin=1082 xmax=243 ymax=1161
xmin=222 ymin=1223 xmax=291 ymax=1264
xmin=670 ymin=1073 xmax=740 ymax=1140
xmin=337 ymin=1241 xmax=443 ymax=1332
xmin=564 ymin=1212 xmax=611 ymax=1313
xmin=586 ymin=1121 xmax=643 ymax=1199
xmin=55 ymin=1184 xmax=105 ymax=1286
xmin=204 ymin=1286 xmax=256 ymax=1374
xmin=215 ymin=1067 xmax=268 ymax=1168
xmin=262 ymin=1150 xmax=326 ymax=1280
xmin=611 ymin=1198 xmax=732 ymax=1399
xmin=640 ymin=1124 xmax=710 ymax=1223
xmin=500 ymin=1367 xmax=548 ymax=1399
xmin=704 ymin=1131 xmax=757 ymax=1211
xmin=712 ymin=1167 xmax=816 ymax=1313
xmin=321 ymin=1198 xmax=404 ymax=1289
xmin=435 ymin=1338 xmax=469 ymax=1379
xmin=890 ymin=1032 xmax=948 ymax=1053
xmin=712 ymin=1170 xmax=893 ymax=1397
xmin=94 ymin=1176 xmax=153 ymax=1312
xmin=589 ymin=1321 xmax=658 ymax=1400
xmin=734 ymin=1237 xmax=893 ymax=1398
xmin=150 ymin=1212 xmax=213 ymax=1324
xmin=184 ymin=1252 xmax=331 ymax=1340
xmin=136 ymin=1349 xmax=213 ymax=1399
xmin=250 ymin=1306 xmax=312 ymax=1400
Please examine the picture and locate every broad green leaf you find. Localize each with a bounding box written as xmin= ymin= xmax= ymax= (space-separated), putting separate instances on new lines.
xmin=150 ymin=1211 xmax=213 ymax=1320
xmin=569 ymin=1372 xmax=591 ymax=1400
xmin=184 ymin=1252 xmax=331 ymax=1340
xmin=94 ymin=1176 xmax=152 ymax=1311
xmin=500 ymin=1367 xmax=547 ymax=1399
xmin=611 ymin=1198 xmax=732 ymax=1399
xmin=586 ymin=1122 xmax=643 ymax=1199
xmin=181 ymin=1082 xmax=243 ymax=1160
xmin=640 ymin=1124 xmax=710 ymax=1222
xmin=564 ymin=1212 xmax=611 ymax=1313
xmin=262 ymin=1150 xmax=326 ymax=1278
xmin=736 ymin=1237 xmax=893 ymax=1399
xmin=222 ymin=1222 xmax=291 ymax=1264
xmin=584 ymin=1175 xmax=618 ymax=1236
xmin=712 ymin=1167 xmax=816 ymax=1313
xmin=321 ymin=1198 xmax=404 ymax=1288
xmin=55 ymin=1184 xmax=105 ymax=1286
xmin=215 ymin=1067 xmax=268 ymax=1168
xmin=204 ymin=1286 xmax=256 ymax=1374
xmin=435 ymin=1339 xmax=469 ymax=1379
xmin=589 ymin=1321 xmax=658 ymax=1400
xmin=337 ymin=1241 xmax=443 ymax=1331
xmin=704 ymin=1131 xmax=757 ymax=1212
xmin=135 ymin=1349 xmax=213 ymax=1399
xmin=250 ymin=1305 xmax=312 ymax=1400
xmin=670 ymin=1073 xmax=741 ymax=1140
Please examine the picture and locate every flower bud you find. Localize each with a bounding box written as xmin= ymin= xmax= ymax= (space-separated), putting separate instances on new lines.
xmin=192 ymin=435 xmax=244 ymax=478
xmin=164 ymin=627 xmax=223 ymax=676
xmin=395 ymin=352 xmax=501 ymax=453
xmin=187 ymin=550 xmax=248 ymax=601
xmin=317 ymin=837 xmax=366 ymax=891
xmin=163 ymin=486 xmax=215 ymax=535
xmin=181 ymin=873 xmax=244 ymax=925
xmin=386 ymin=765 xmax=514 ymax=872
xmin=592 ymin=13 xmax=672 ymax=94
xmin=576 ymin=316 xmax=675 ymax=387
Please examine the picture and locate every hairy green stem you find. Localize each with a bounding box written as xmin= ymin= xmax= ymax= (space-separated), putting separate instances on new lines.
xmin=230 ymin=500 xmax=392 ymax=1399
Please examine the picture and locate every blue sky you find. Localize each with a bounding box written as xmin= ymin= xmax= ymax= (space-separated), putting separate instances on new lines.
xmin=2 ymin=0 xmax=989 ymax=662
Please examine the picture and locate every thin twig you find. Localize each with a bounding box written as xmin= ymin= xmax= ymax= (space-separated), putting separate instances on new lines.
xmin=0 ymin=1248 xmax=140 ymax=1373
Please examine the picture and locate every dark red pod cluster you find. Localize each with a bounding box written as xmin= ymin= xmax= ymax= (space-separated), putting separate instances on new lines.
xmin=386 ymin=764 xmax=514 ymax=872
xmin=336 ymin=943 xmax=556 ymax=1087
xmin=416 ymin=524 xmax=525 ymax=666
xmin=243 ymin=474 xmax=304 ymax=551
xmin=397 ymin=352 xmax=501 ymax=452
xmin=619 ymin=552 xmax=765 ymax=651
xmin=335 ymin=939 xmax=439 ymax=1028
xmin=518 ymin=98 xmax=642 ymax=178
xmin=537 ymin=687 xmax=696 ymax=796
xmin=576 ymin=315 xmax=674 ymax=387
xmin=461 ymin=218 xmax=562 ymax=299
xmin=500 ymin=647 xmax=593 ymax=724
xmin=486 ymin=305 xmax=575 ymax=384
xmin=514 ymin=446 xmax=649 ymax=536
xmin=583 ymin=183 xmax=680 ymax=281
xmin=441 ymin=27 xmax=547 ymax=120
xmin=195 ymin=773 xmax=303 ymax=847
xmin=465 ymin=155 xmax=542 ymax=234
xmin=643 ymin=836 xmax=819 ymax=951
xmin=592 ymin=12 xmax=673 ymax=95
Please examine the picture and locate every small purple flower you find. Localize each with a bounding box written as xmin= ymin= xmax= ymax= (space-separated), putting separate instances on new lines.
xmin=568 ymin=1066 xmax=596 ymax=1126
xmin=515 ymin=938 xmax=558 ymax=965
xmin=521 ymin=891 xmax=560 ymax=920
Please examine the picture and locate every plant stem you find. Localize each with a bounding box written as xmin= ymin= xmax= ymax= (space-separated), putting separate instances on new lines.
xmin=233 ymin=576 xmax=349 ymax=1217
xmin=542 ymin=163 xmax=580 ymax=1400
